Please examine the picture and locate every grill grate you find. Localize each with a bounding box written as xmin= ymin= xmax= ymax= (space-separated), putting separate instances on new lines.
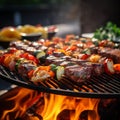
xmin=0 ymin=65 xmax=120 ymax=98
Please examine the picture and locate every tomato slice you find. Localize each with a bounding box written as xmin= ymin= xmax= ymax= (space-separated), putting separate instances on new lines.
xmin=0 ymin=53 xmax=13 ymax=67
xmin=20 ymin=53 xmax=39 ymax=64
xmin=20 ymin=53 xmax=27 ymax=58
xmin=99 ymin=40 xmax=108 ymax=47
xmin=113 ymin=64 xmax=120 ymax=73
xmin=48 ymin=70 xmax=55 ymax=78
xmin=7 ymin=47 xmax=17 ymax=53
xmin=28 ymin=69 xmax=34 ymax=78
xmin=81 ymin=54 xmax=90 ymax=60
xmin=104 ymin=58 xmax=115 ymax=74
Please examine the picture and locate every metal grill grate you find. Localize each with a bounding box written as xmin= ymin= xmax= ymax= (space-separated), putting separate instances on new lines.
xmin=0 ymin=65 xmax=120 ymax=98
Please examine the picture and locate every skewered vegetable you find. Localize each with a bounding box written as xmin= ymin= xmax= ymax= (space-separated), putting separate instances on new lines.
xmin=1 ymin=31 xmax=120 ymax=84
xmin=113 ymin=64 xmax=120 ymax=73
xmin=56 ymin=66 xmax=65 ymax=80
xmin=104 ymin=58 xmax=115 ymax=74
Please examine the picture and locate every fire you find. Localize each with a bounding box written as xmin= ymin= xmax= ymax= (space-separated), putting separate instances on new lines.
xmin=39 ymin=94 xmax=100 ymax=120
xmin=1 ymin=87 xmax=40 ymax=120
xmin=0 ymin=88 xmax=100 ymax=120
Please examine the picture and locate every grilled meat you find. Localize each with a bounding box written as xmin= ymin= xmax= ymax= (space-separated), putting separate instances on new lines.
xmin=60 ymin=61 xmax=76 ymax=67
xmin=44 ymin=55 xmax=57 ymax=65
xmin=82 ymin=62 xmax=104 ymax=76
xmin=52 ymin=51 xmax=65 ymax=57
xmin=64 ymin=61 xmax=104 ymax=83
xmin=16 ymin=59 xmax=37 ymax=78
xmin=5 ymin=37 xmax=120 ymax=84
xmin=65 ymin=65 xmax=93 ymax=83
xmin=30 ymin=70 xmax=50 ymax=83
xmin=98 ymin=48 xmax=120 ymax=63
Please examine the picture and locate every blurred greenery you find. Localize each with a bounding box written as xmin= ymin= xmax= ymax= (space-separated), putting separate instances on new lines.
xmin=93 ymin=22 xmax=120 ymax=41
xmin=0 ymin=0 xmax=66 ymax=5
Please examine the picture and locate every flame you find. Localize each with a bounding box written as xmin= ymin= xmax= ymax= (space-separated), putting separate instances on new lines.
xmin=1 ymin=88 xmax=100 ymax=120
xmin=1 ymin=88 xmax=40 ymax=120
xmin=38 ymin=94 xmax=100 ymax=120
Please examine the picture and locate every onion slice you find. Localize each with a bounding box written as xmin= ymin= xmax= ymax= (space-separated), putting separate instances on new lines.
xmin=104 ymin=58 xmax=115 ymax=74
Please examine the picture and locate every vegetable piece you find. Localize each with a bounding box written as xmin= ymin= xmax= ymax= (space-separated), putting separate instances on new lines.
xmin=30 ymin=70 xmax=51 ymax=82
xmin=0 ymin=53 xmax=14 ymax=67
xmin=99 ymin=40 xmax=108 ymax=47
xmin=20 ymin=52 xmax=39 ymax=64
xmin=28 ymin=69 xmax=34 ymax=79
xmin=15 ymin=58 xmax=25 ymax=71
xmin=56 ymin=66 xmax=64 ymax=80
xmin=82 ymin=48 xmax=91 ymax=55
xmin=93 ymin=22 xmax=120 ymax=41
xmin=7 ymin=47 xmax=17 ymax=53
xmin=30 ymin=65 xmax=55 ymax=83
xmin=47 ymin=47 xmax=54 ymax=55
xmin=35 ymin=51 xmax=46 ymax=63
xmin=34 ymin=66 xmax=55 ymax=78
xmin=113 ymin=64 xmax=120 ymax=73
xmin=104 ymin=58 xmax=115 ymax=74
xmin=50 ymin=64 xmax=57 ymax=71
xmin=48 ymin=70 xmax=55 ymax=78
xmin=89 ymin=54 xmax=101 ymax=63
xmin=65 ymin=34 xmax=75 ymax=42
xmin=80 ymin=54 xmax=90 ymax=60
xmin=69 ymin=45 xmax=77 ymax=51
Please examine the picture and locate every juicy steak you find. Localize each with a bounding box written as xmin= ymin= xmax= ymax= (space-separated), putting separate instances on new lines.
xmin=65 ymin=65 xmax=93 ymax=83
xmin=98 ymin=48 xmax=120 ymax=63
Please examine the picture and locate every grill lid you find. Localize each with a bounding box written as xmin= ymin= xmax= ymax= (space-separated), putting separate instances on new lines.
xmin=0 ymin=65 xmax=120 ymax=98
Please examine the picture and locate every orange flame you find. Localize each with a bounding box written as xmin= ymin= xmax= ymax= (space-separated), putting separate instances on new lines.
xmin=1 ymin=88 xmax=100 ymax=120
xmin=1 ymin=88 xmax=39 ymax=120
xmin=38 ymin=94 xmax=100 ymax=120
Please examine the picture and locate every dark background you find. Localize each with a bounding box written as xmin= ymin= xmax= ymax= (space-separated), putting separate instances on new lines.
xmin=0 ymin=0 xmax=80 ymax=37
xmin=0 ymin=0 xmax=120 ymax=92
xmin=80 ymin=0 xmax=120 ymax=33
xmin=0 ymin=0 xmax=120 ymax=34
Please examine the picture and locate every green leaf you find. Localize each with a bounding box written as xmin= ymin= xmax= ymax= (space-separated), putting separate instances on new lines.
xmin=93 ymin=21 xmax=120 ymax=41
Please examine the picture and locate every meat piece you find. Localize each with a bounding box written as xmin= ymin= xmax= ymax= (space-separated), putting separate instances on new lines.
xmin=9 ymin=41 xmax=23 ymax=47
xmin=92 ymin=63 xmax=104 ymax=75
xmin=82 ymin=62 xmax=104 ymax=76
xmin=85 ymin=63 xmax=104 ymax=76
xmin=25 ymin=47 xmax=36 ymax=54
xmin=17 ymin=60 xmax=37 ymax=78
xmin=98 ymin=48 xmax=120 ymax=63
xmin=60 ymin=61 xmax=76 ymax=67
xmin=60 ymin=56 xmax=72 ymax=61
xmin=70 ymin=58 xmax=88 ymax=65
xmin=65 ymin=65 xmax=93 ymax=83
xmin=30 ymin=41 xmax=42 ymax=48
xmin=90 ymin=47 xmax=99 ymax=54
xmin=64 ymin=61 xmax=104 ymax=83
xmin=30 ymin=70 xmax=50 ymax=83
xmin=40 ymin=46 xmax=48 ymax=51
xmin=23 ymin=39 xmax=32 ymax=45
xmin=44 ymin=55 xmax=57 ymax=65
xmin=52 ymin=59 xmax=66 ymax=66
xmin=52 ymin=51 xmax=65 ymax=57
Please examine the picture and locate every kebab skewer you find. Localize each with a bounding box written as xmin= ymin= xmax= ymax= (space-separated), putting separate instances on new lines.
xmin=1 ymin=36 xmax=119 ymax=84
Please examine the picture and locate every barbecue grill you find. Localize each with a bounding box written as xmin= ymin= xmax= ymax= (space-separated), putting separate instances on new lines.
xmin=0 ymin=65 xmax=120 ymax=98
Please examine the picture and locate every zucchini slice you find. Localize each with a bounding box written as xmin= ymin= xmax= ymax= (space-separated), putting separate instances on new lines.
xmin=56 ymin=66 xmax=64 ymax=80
